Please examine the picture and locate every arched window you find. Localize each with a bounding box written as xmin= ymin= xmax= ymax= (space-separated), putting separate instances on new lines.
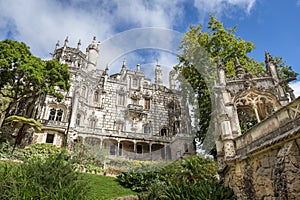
xmin=94 ymin=91 xmax=99 ymax=102
xmin=81 ymin=86 xmax=87 ymax=97
xmin=89 ymin=118 xmax=96 ymax=128
xmin=160 ymin=128 xmax=168 ymax=137
xmin=48 ymin=108 xmax=56 ymax=120
xmin=55 ymin=109 xmax=63 ymax=121
xmin=76 ymin=113 xmax=81 ymax=126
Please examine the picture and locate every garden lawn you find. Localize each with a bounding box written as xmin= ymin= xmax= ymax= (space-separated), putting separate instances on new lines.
xmin=84 ymin=173 xmax=136 ymax=200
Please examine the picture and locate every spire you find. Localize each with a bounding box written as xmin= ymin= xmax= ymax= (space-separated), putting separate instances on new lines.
xmin=55 ymin=40 xmax=60 ymax=50
xmin=64 ymin=36 xmax=69 ymax=47
xmin=136 ymin=64 xmax=140 ymax=72
xmin=77 ymin=39 xmax=81 ymax=50
xmin=234 ymin=56 xmax=244 ymax=78
xmin=121 ymin=59 xmax=126 ymax=74
xmin=217 ymin=57 xmax=226 ymax=85
xmin=103 ymin=64 xmax=109 ymax=76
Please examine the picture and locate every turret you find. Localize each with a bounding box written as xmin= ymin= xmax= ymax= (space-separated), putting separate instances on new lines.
xmin=86 ymin=36 xmax=100 ymax=71
xmin=155 ymin=64 xmax=163 ymax=85
xmin=169 ymin=70 xmax=176 ymax=90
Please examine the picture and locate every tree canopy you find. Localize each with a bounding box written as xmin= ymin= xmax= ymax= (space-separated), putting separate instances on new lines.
xmin=0 ymin=39 xmax=70 ymax=144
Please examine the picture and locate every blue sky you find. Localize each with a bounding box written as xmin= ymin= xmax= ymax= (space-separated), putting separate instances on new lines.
xmin=0 ymin=0 xmax=299 ymax=94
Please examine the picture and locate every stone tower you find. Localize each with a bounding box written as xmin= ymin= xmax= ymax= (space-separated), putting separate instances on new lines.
xmin=155 ymin=64 xmax=163 ymax=85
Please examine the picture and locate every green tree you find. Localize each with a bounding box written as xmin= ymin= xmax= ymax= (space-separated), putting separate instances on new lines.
xmin=175 ymin=14 xmax=296 ymax=150
xmin=0 ymin=39 xmax=70 ymax=144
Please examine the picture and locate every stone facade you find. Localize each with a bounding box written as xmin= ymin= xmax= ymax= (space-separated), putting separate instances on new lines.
xmin=33 ymin=37 xmax=194 ymax=161
xmin=215 ymin=53 xmax=300 ymax=199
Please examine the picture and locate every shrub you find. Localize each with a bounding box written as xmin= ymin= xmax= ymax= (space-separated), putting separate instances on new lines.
xmin=0 ymin=151 xmax=89 ymax=199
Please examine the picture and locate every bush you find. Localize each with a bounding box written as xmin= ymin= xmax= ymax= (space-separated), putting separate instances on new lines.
xmin=0 ymin=151 xmax=89 ymax=199
xmin=118 ymin=155 xmax=236 ymax=199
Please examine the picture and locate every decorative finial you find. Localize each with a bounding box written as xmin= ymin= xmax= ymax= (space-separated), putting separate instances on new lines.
xmin=64 ymin=36 xmax=69 ymax=47
xmin=234 ymin=55 xmax=244 ymax=78
xmin=77 ymin=39 xmax=81 ymax=49
xmin=103 ymin=64 xmax=109 ymax=76
xmin=136 ymin=64 xmax=140 ymax=72
xmin=55 ymin=40 xmax=60 ymax=50
xmin=122 ymin=58 xmax=126 ymax=68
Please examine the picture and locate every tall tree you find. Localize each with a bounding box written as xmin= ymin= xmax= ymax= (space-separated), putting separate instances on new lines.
xmin=0 ymin=39 xmax=70 ymax=144
xmin=175 ymin=14 xmax=297 ymax=152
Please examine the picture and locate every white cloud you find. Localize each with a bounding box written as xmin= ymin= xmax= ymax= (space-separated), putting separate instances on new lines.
xmin=290 ymin=81 xmax=300 ymax=98
xmin=297 ymin=0 xmax=300 ymax=7
xmin=194 ymin=0 xmax=256 ymax=19
xmin=0 ymin=0 xmax=257 ymax=76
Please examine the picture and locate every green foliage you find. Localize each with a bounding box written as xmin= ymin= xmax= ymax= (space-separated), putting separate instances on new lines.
xmin=23 ymin=143 xmax=66 ymax=160
xmin=0 ymin=152 xmax=89 ymax=200
xmin=118 ymin=155 xmax=235 ymax=199
xmin=0 ymin=39 xmax=70 ymax=131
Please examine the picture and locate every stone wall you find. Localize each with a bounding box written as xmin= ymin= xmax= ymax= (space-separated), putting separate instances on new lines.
xmin=224 ymin=138 xmax=300 ymax=200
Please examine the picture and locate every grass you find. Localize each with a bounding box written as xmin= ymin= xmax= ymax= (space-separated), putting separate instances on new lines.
xmin=0 ymin=160 xmax=136 ymax=200
xmin=84 ymin=173 xmax=136 ymax=200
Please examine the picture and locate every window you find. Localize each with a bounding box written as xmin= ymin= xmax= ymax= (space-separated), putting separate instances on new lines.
xmin=46 ymin=134 xmax=54 ymax=144
xmin=184 ymin=143 xmax=189 ymax=153
xmin=119 ymin=143 xmax=122 ymax=156
xmin=144 ymin=125 xmax=150 ymax=134
xmin=144 ymin=99 xmax=150 ymax=110
xmin=48 ymin=108 xmax=63 ymax=122
xmin=48 ymin=108 xmax=56 ymax=120
xmin=76 ymin=113 xmax=81 ymax=126
xmin=81 ymin=86 xmax=86 ymax=97
xmin=132 ymin=99 xmax=138 ymax=105
xmin=55 ymin=109 xmax=63 ymax=121
xmin=116 ymin=123 xmax=123 ymax=132
xmin=137 ymin=145 xmax=142 ymax=154
xmin=94 ymin=91 xmax=99 ymax=102
xmin=110 ymin=144 xmax=116 ymax=155
xmin=160 ymin=128 xmax=168 ymax=136
xmin=89 ymin=119 xmax=96 ymax=128
xmin=118 ymin=94 xmax=125 ymax=106
xmin=132 ymin=78 xmax=138 ymax=87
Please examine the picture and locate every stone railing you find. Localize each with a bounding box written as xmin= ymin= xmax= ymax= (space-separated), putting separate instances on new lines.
xmin=235 ymin=97 xmax=300 ymax=155
xmin=39 ymin=119 xmax=68 ymax=128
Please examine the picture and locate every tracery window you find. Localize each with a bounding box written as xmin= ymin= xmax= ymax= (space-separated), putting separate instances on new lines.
xmin=48 ymin=108 xmax=56 ymax=120
xmin=48 ymin=108 xmax=64 ymax=122
xmin=55 ymin=109 xmax=63 ymax=121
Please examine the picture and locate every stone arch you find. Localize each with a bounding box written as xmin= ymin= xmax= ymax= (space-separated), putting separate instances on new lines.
xmin=233 ymin=89 xmax=281 ymax=132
